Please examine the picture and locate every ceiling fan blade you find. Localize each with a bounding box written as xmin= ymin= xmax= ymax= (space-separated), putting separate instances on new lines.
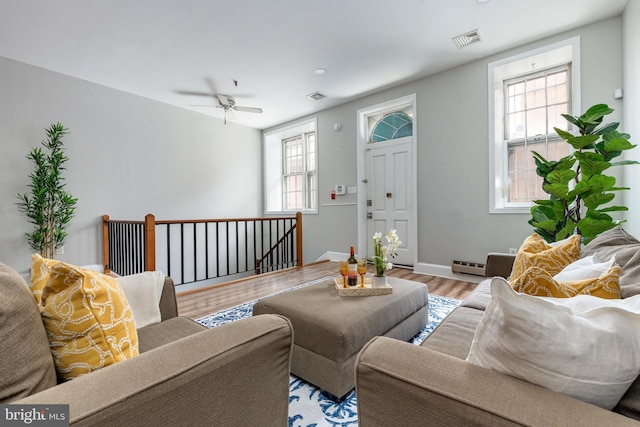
xmin=189 ymin=104 xmax=219 ymax=108
xmin=176 ymin=90 xmax=213 ymax=97
xmin=234 ymin=106 xmax=263 ymax=114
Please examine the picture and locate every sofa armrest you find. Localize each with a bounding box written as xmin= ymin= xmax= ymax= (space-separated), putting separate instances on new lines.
xmin=159 ymin=276 xmax=178 ymax=320
xmin=484 ymin=252 xmax=516 ymax=278
xmin=356 ymin=337 xmax=635 ymax=427
xmin=18 ymin=314 xmax=293 ymax=427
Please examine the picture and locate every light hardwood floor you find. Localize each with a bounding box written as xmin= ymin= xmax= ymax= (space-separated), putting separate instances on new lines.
xmin=176 ymin=260 xmax=479 ymax=319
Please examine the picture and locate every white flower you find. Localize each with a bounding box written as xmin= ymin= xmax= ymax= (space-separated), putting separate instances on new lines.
xmin=371 ymin=229 xmax=401 ymax=276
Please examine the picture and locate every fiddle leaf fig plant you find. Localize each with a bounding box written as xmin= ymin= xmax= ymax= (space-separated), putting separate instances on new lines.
xmin=529 ymin=104 xmax=638 ymax=244
xmin=17 ymin=123 xmax=77 ymax=258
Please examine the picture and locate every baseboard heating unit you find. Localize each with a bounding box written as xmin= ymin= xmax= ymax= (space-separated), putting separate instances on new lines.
xmin=451 ymin=260 xmax=486 ymax=277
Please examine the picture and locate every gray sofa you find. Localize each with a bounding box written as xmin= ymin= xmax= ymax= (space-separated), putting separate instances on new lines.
xmin=355 ymin=227 xmax=640 ymax=426
xmin=0 ymin=262 xmax=293 ymax=426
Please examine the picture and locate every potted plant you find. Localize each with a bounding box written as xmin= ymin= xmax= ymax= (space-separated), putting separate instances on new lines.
xmin=371 ymin=229 xmax=401 ymax=287
xmin=17 ymin=123 xmax=77 ymax=258
xmin=529 ymin=104 xmax=637 ymax=244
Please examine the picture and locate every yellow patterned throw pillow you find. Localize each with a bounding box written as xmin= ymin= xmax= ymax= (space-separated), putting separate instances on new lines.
xmin=510 ymin=233 xmax=581 ymax=283
xmin=511 ymin=265 xmax=621 ymax=299
xmin=30 ymin=254 xmax=58 ymax=305
xmin=39 ymin=261 xmax=139 ymax=380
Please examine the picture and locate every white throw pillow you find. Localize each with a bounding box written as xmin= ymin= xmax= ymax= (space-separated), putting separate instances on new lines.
xmin=553 ymin=254 xmax=616 ymax=282
xmin=467 ymin=277 xmax=640 ymax=409
xmin=116 ymin=271 xmax=165 ymax=328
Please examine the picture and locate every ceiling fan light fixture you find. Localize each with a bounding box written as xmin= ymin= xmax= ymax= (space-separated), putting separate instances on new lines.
xmin=452 ymin=29 xmax=482 ymax=49
xmin=307 ymin=91 xmax=326 ymax=101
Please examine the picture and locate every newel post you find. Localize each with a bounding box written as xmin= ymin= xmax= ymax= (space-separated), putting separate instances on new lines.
xmin=144 ymin=214 xmax=156 ymax=271
xmin=296 ymin=211 xmax=303 ymax=267
xmin=102 ymin=215 xmax=110 ymax=274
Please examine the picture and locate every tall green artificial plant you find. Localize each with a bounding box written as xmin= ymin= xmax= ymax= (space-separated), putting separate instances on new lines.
xmin=529 ymin=104 xmax=637 ymax=244
xmin=17 ymin=123 xmax=78 ymax=259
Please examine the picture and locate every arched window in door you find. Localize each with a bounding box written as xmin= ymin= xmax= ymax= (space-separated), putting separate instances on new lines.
xmin=370 ymin=112 xmax=413 ymax=142
xmin=367 ymin=102 xmax=413 ymax=143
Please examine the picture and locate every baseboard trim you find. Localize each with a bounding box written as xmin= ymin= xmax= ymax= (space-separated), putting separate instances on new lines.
xmin=413 ymin=262 xmax=484 ymax=284
xmin=316 ymin=252 xmax=484 ymax=284
xmin=316 ymin=251 xmax=350 ymax=262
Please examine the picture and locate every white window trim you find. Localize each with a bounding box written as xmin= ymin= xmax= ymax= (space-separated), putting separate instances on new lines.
xmin=264 ymin=117 xmax=318 ymax=214
xmin=488 ymin=36 xmax=581 ymax=214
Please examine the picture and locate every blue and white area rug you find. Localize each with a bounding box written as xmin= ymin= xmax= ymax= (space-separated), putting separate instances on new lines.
xmin=197 ymin=277 xmax=461 ymax=427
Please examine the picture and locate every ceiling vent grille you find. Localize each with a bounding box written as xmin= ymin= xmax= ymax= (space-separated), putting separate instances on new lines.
xmin=452 ymin=29 xmax=482 ymax=49
xmin=307 ymin=91 xmax=326 ymax=101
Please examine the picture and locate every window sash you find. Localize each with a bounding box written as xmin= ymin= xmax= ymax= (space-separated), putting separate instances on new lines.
xmin=282 ymin=132 xmax=316 ymax=211
xmin=502 ymin=64 xmax=571 ymax=207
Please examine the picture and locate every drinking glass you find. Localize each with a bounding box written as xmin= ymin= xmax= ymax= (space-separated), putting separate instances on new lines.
xmin=339 ymin=261 xmax=349 ymax=288
xmin=357 ymin=259 xmax=367 ymax=287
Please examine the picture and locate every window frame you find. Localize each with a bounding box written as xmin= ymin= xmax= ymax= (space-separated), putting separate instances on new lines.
xmin=264 ymin=118 xmax=318 ymax=215
xmin=488 ymin=37 xmax=581 ymax=214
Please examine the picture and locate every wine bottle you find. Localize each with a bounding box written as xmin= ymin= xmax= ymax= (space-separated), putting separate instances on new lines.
xmin=347 ymin=246 xmax=358 ymax=287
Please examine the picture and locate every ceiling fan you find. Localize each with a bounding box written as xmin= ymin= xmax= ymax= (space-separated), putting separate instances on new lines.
xmin=177 ymin=80 xmax=263 ymax=124
xmin=212 ymin=93 xmax=263 ymax=124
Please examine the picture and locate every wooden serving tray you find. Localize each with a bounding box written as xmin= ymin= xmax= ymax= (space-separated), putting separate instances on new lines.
xmin=333 ymin=277 xmax=393 ymax=296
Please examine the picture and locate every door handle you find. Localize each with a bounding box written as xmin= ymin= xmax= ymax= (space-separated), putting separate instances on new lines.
xmin=386 ymin=192 xmax=392 ymax=198
xmin=367 ymin=212 xmax=373 ymax=219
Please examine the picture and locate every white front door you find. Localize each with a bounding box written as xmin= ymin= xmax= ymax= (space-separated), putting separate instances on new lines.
xmin=365 ymin=138 xmax=414 ymax=266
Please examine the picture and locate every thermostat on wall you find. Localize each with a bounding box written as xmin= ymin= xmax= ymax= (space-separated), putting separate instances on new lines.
xmin=335 ymin=185 xmax=346 ymax=195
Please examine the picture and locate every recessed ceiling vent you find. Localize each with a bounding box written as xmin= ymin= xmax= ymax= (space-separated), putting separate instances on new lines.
xmin=307 ymin=91 xmax=326 ymax=101
xmin=452 ymin=29 xmax=482 ymax=49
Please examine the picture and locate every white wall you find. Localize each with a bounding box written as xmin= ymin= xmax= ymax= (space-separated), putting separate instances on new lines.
xmin=1 ymin=57 xmax=262 ymax=275
xmin=623 ymin=1 xmax=640 ymax=237
xmin=268 ymin=16 xmax=625 ymax=268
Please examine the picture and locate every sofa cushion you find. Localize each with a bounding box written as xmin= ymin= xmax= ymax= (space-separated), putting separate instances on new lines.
xmin=511 ymin=265 xmax=621 ymax=299
xmin=421 ymin=306 xmax=484 ymax=359
xmin=0 ymin=262 xmax=57 ymax=402
xmin=40 ymin=261 xmax=139 ymax=380
xmin=581 ymin=226 xmax=640 ymax=298
xmin=137 ymin=316 xmax=205 ymax=353
xmin=459 ymin=278 xmax=492 ymax=311
xmin=510 ymin=233 xmax=581 ymax=281
xmin=468 ymin=277 xmax=640 ymax=410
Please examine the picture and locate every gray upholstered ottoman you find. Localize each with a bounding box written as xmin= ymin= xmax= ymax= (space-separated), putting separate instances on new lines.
xmin=252 ymin=276 xmax=429 ymax=399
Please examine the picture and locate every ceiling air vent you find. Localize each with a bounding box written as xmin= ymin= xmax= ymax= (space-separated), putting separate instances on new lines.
xmin=307 ymin=91 xmax=326 ymax=101
xmin=452 ymin=29 xmax=482 ymax=49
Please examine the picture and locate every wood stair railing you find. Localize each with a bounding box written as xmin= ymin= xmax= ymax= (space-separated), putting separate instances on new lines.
xmin=103 ymin=212 xmax=302 ymax=285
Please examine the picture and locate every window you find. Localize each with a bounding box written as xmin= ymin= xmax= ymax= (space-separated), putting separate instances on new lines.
xmin=370 ymin=111 xmax=413 ymax=142
xmin=489 ymin=37 xmax=580 ymax=213
xmin=505 ymin=66 xmax=572 ymax=203
xmin=264 ymin=118 xmax=317 ymax=214
xmin=282 ymin=132 xmax=316 ymax=211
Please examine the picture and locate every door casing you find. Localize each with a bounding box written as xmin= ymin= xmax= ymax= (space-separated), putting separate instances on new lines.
xmin=356 ymin=93 xmax=418 ymax=266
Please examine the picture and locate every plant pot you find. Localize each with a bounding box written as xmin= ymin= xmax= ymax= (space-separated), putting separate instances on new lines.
xmin=371 ymin=275 xmax=387 ymax=288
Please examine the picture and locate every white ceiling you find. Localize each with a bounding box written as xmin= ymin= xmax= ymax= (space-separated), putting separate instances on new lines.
xmin=0 ymin=0 xmax=628 ymax=130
